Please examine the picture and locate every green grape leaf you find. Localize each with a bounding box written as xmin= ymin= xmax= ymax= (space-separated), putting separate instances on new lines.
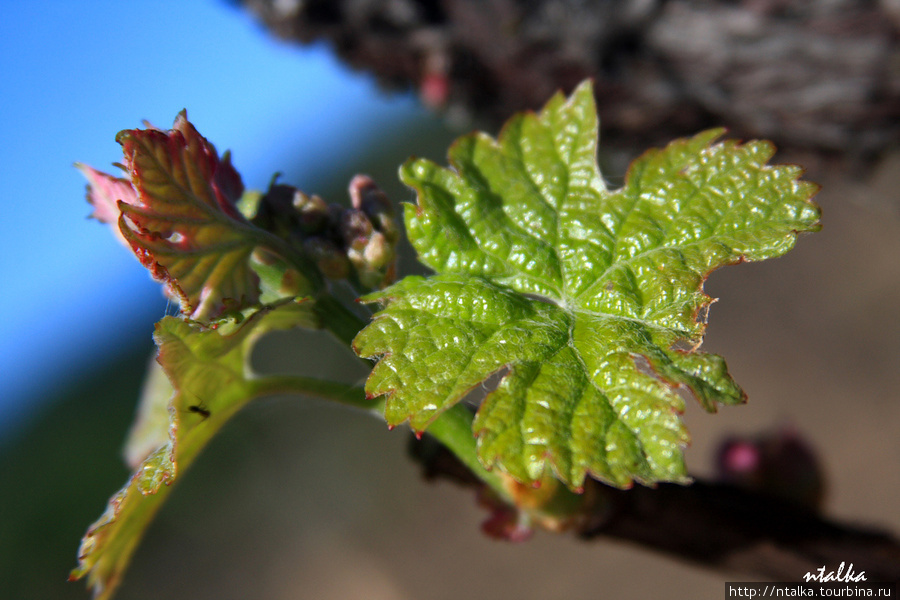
xmin=122 ymin=357 xmax=174 ymax=469
xmin=354 ymin=80 xmax=821 ymax=490
xmin=70 ymin=300 xmax=320 ymax=600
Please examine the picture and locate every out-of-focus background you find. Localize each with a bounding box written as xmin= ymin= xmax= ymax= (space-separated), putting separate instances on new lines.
xmin=1 ymin=2 xmax=897 ymax=599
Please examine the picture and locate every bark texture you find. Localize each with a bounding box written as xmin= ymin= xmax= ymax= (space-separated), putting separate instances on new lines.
xmin=237 ymin=0 xmax=900 ymax=167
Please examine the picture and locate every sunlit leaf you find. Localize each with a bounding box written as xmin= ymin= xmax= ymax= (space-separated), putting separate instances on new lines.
xmin=354 ymin=80 xmax=820 ymax=490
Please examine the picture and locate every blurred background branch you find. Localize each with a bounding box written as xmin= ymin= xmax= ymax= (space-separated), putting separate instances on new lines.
xmin=238 ymin=0 xmax=900 ymax=174
xmin=411 ymin=434 xmax=900 ymax=583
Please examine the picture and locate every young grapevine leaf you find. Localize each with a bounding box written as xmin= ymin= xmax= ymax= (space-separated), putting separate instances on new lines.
xmin=122 ymin=357 xmax=174 ymax=469
xmin=80 ymin=117 xmax=400 ymax=320
xmin=354 ymin=80 xmax=821 ymax=490
xmin=112 ymin=112 xmax=267 ymax=320
xmin=71 ymin=301 xmax=320 ymax=599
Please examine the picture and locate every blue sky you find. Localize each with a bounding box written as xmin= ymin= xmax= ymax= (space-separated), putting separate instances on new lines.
xmin=0 ymin=1 xmax=420 ymax=440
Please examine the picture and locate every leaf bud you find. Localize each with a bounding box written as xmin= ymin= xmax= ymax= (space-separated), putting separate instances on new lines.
xmin=340 ymin=208 xmax=374 ymax=251
xmin=252 ymin=184 xmax=300 ymax=238
xmin=349 ymin=174 xmax=398 ymax=244
xmin=349 ymin=231 xmax=397 ymax=289
xmin=292 ymin=190 xmax=329 ymax=233
xmin=302 ymin=237 xmax=351 ymax=281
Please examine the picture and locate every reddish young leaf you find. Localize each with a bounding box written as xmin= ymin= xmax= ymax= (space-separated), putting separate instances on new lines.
xmin=80 ymin=113 xmax=403 ymax=320
xmin=75 ymin=163 xmax=138 ymax=246
xmin=114 ymin=111 xmax=264 ymax=320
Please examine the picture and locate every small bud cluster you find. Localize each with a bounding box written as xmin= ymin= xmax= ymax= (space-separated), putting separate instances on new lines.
xmin=252 ymin=175 xmax=398 ymax=291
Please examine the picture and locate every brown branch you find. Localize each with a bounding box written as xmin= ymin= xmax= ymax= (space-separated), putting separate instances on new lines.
xmin=236 ymin=0 xmax=900 ymax=171
xmin=580 ymin=479 xmax=900 ymax=583
xmin=410 ymin=436 xmax=900 ymax=583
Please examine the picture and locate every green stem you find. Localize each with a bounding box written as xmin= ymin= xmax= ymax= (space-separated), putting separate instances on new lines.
xmin=313 ymin=293 xmax=368 ymax=347
xmin=262 ymin=370 xmax=516 ymax=505
xmin=426 ymin=404 xmax=514 ymax=504
xmin=306 ymin=291 xmax=585 ymax=516
xmin=259 ymin=368 xmax=586 ymax=523
xmin=252 ymin=376 xmax=379 ymax=411
xmin=293 ymin=292 xmax=519 ymax=505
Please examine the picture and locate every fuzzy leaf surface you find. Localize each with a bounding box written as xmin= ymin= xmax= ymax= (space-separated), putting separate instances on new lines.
xmin=71 ymin=301 xmax=320 ymax=600
xmin=76 ymin=163 xmax=138 ymax=247
xmin=354 ymin=80 xmax=821 ymax=490
xmin=115 ymin=112 xmax=264 ymax=320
